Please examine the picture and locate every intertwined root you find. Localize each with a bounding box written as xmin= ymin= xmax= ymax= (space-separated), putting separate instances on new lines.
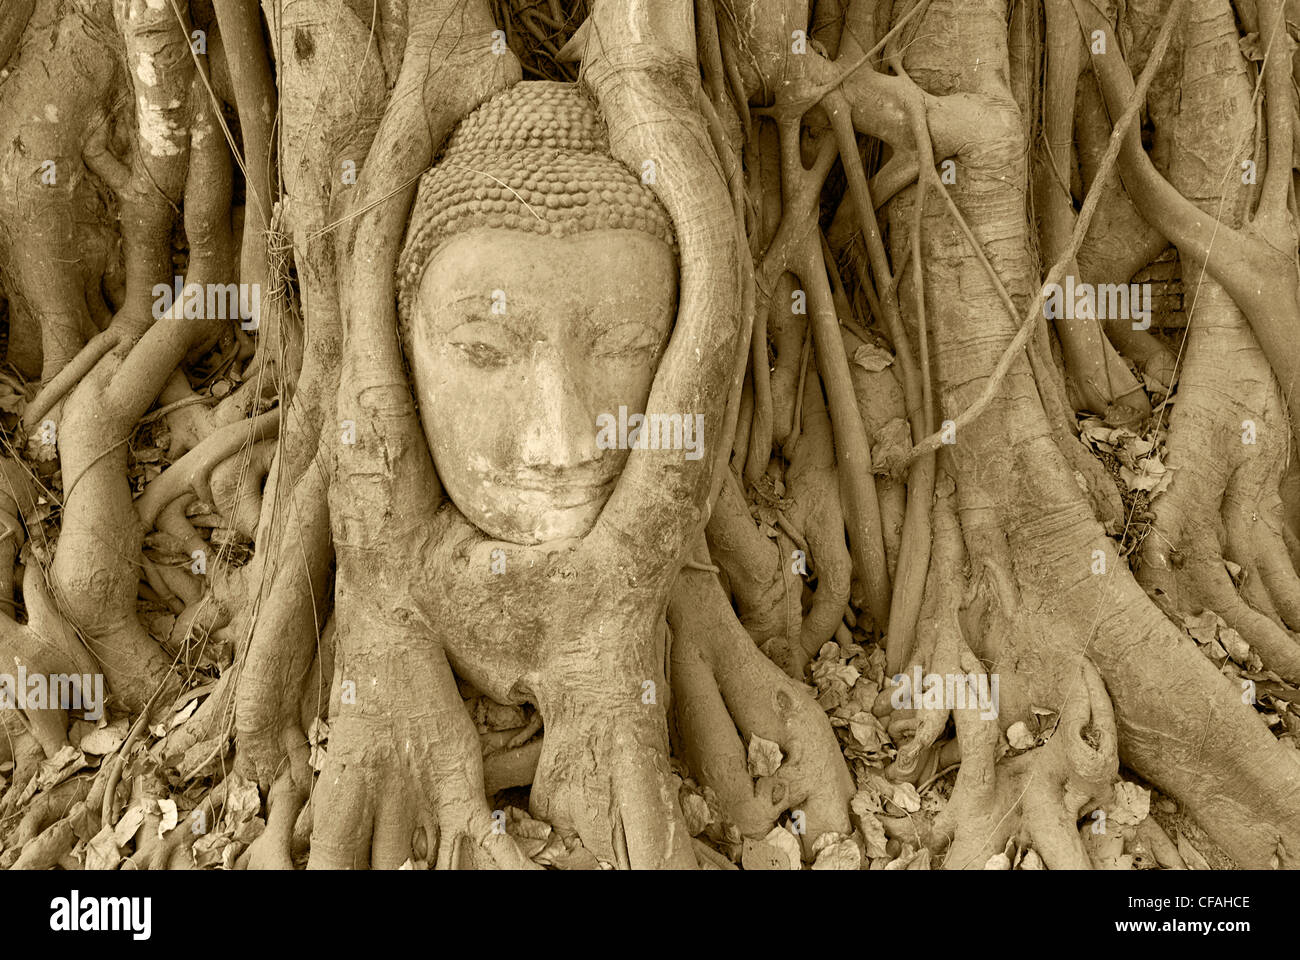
xmin=1137 ymin=338 xmax=1300 ymax=684
xmin=528 ymin=692 xmax=694 ymax=868
xmin=8 ymin=0 xmax=1300 ymax=873
xmin=308 ymin=641 xmax=536 ymax=870
xmin=911 ymin=657 xmax=1118 ymax=869
xmin=669 ymin=559 xmax=854 ymax=858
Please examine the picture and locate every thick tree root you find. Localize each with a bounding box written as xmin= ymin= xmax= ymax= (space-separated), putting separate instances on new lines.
xmin=669 ymin=541 xmax=854 ymax=858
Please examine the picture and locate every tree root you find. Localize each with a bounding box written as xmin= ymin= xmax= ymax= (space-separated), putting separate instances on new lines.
xmin=669 ymin=536 xmax=853 ymax=859
xmin=933 ymin=658 xmax=1117 ymax=869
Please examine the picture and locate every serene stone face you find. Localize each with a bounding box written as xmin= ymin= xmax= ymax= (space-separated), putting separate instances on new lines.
xmin=410 ymin=227 xmax=678 ymax=544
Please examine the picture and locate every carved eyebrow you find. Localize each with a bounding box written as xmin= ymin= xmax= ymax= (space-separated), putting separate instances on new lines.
xmin=438 ymin=292 xmax=504 ymax=309
xmin=444 ymin=315 xmax=524 ymax=338
xmin=427 ymin=294 xmax=525 ymax=332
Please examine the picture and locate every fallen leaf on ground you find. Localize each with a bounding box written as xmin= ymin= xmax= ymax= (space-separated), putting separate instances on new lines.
xmin=747 ymin=734 xmax=783 ymax=778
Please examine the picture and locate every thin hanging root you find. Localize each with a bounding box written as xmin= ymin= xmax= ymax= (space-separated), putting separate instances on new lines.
xmin=824 ymin=88 xmax=931 ymax=669
xmin=1034 ymin=0 xmax=1148 ymax=416
xmin=800 ymin=235 xmax=892 ymax=633
xmin=890 ymin=54 xmax=944 ymax=677
xmin=694 ymin=0 xmax=729 ymax=121
xmin=1248 ymin=0 xmax=1294 ymax=234
xmin=786 ymin=368 xmax=852 ymax=659
xmin=747 ymin=126 xmax=836 ymax=486
xmin=898 ymin=0 xmax=1186 ymax=467
xmin=753 ymin=110 xmax=889 ymax=630
xmin=695 ymin=84 xmax=755 ymax=512
xmin=208 ymin=0 xmax=276 ymax=284
xmin=744 ymin=284 xmax=775 ymax=486
xmin=707 ymin=0 xmax=750 ymax=136
xmin=838 ymin=324 xmax=909 ymax=579
xmin=785 ymin=321 xmax=812 ymax=458
xmin=768 ymin=274 xmax=806 ymax=449
xmin=888 ymin=464 xmax=964 ymax=780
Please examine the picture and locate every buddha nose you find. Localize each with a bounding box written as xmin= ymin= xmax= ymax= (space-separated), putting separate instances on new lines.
xmin=518 ymin=349 xmax=600 ymax=471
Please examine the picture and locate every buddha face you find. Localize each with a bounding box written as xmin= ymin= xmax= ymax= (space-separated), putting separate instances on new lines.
xmin=409 ymin=227 xmax=678 ymax=544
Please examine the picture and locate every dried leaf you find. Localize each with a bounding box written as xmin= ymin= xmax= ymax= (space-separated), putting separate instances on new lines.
xmin=891 ymin=782 xmax=922 ymax=813
xmin=157 ymin=798 xmax=179 ymax=838
xmin=0 ymin=386 xmax=25 ymax=416
xmin=851 ymin=343 xmax=894 ymax=372
xmin=856 ymin=810 xmax=889 ymax=858
xmin=1007 ymin=721 xmax=1036 ymax=750
xmin=885 ymin=844 xmax=931 ymax=870
xmin=113 ymin=802 xmax=147 ymax=847
xmin=851 ymin=787 xmax=884 ymax=818
xmin=871 ymin=418 xmax=913 ymax=476
xmin=192 ymin=830 xmax=233 ymax=869
xmin=747 ymin=734 xmax=783 ymax=778
xmin=36 ymin=745 xmax=89 ymax=791
xmin=544 ymin=837 xmax=601 ymax=871
xmin=169 ymin=698 xmax=200 ymax=730
xmin=85 ymin=826 xmax=124 ymax=871
xmin=223 ymin=772 xmax=261 ymax=827
xmin=1110 ymin=780 xmax=1151 ymax=827
xmin=307 ymin=718 xmax=330 ymax=771
xmin=78 ymin=719 xmax=129 ymax=756
xmin=1219 ymin=627 xmax=1251 ymax=664
xmin=811 ymin=836 xmax=861 ymax=870
xmin=680 ymin=791 xmax=712 ymax=835
xmin=1239 ymin=32 xmax=1264 ymax=60
xmin=1183 ymin=610 xmax=1220 ymax=645
xmin=741 ymin=826 xmax=802 ymax=870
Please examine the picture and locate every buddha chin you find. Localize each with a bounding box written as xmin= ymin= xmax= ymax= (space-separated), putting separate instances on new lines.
xmin=409 ymin=227 xmax=678 ymax=545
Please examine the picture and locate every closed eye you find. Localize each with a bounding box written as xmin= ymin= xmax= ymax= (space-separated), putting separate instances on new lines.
xmin=446 ymin=318 xmax=524 ymax=369
xmin=591 ymin=320 xmax=665 ymax=359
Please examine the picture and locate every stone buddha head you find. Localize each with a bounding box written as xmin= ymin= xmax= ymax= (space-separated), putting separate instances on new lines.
xmin=397 ymin=82 xmax=679 ymax=545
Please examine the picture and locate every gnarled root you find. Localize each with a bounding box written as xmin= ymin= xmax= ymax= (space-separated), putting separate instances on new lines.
xmin=669 ymin=536 xmax=853 ymax=859
xmin=929 ymin=657 xmax=1118 ymax=869
xmin=308 ymin=638 xmax=536 ymax=870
